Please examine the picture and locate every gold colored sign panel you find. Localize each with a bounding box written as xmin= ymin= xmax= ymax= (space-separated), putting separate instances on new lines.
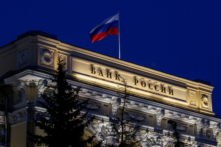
xmin=71 ymin=57 xmax=188 ymax=104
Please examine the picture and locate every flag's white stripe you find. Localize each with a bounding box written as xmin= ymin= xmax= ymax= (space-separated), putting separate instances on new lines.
xmin=90 ymin=14 xmax=118 ymax=33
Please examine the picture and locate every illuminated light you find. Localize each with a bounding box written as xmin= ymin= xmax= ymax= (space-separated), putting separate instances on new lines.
xmin=130 ymin=88 xmax=151 ymax=96
xmin=76 ymin=75 xmax=118 ymax=87
xmin=162 ymin=97 xmax=188 ymax=105
xmin=76 ymin=75 xmax=187 ymax=105
xmin=131 ymin=88 xmax=188 ymax=105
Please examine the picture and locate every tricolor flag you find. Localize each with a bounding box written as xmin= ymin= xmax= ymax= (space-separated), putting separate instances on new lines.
xmin=89 ymin=13 xmax=119 ymax=43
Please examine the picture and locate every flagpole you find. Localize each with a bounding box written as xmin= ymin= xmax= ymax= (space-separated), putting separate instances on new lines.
xmin=118 ymin=9 xmax=121 ymax=59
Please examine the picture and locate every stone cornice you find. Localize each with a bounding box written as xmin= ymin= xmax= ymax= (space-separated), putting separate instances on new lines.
xmin=69 ymin=79 xmax=219 ymax=123
xmin=3 ymin=69 xmax=220 ymax=123
xmin=4 ymin=69 xmax=50 ymax=84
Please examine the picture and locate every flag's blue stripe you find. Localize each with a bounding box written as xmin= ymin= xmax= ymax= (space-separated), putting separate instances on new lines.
xmin=90 ymin=21 xmax=118 ymax=38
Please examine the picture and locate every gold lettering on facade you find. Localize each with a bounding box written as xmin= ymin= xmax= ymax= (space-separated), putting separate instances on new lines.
xmin=155 ymin=84 xmax=160 ymax=91
xmin=106 ymin=69 xmax=112 ymax=78
xmin=148 ymin=83 xmax=153 ymax=90
xmin=141 ymin=81 xmax=146 ymax=87
xmin=115 ymin=72 xmax=121 ymax=81
xmin=89 ymin=65 xmax=174 ymax=95
xmin=91 ymin=65 xmax=96 ymax=74
xmin=134 ymin=77 xmax=139 ymax=85
xmin=161 ymin=85 xmax=166 ymax=93
xmin=169 ymin=87 xmax=173 ymax=95
xmin=98 ymin=69 xmax=103 ymax=76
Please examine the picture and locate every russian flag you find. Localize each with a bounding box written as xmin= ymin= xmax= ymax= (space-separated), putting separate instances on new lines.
xmin=90 ymin=13 xmax=119 ymax=43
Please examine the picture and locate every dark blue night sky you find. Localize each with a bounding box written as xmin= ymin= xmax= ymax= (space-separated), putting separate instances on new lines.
xmin=1 ymin=1 xmax=221 ymax=115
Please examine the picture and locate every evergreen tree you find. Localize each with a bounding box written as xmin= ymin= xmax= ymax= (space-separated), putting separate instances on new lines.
xmin=168 ymin=120 xmax=185 ymax=147
xmin=108 ymin=79 xmax=142 ymax=147
xmin=29 ymin=57 xmax=99 ymax=147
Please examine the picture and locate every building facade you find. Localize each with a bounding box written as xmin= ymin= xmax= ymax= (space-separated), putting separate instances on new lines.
xmin=0 ymin=31 xmax=221 ymax=147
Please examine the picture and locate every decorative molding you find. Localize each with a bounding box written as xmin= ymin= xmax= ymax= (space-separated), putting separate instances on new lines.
xmin=139 ymin=131 xmax=164 ymax=147
xmin=5 ymin=75 xmax=217 ymax=124
xmin=196 ymin=119 xmax=203 ymax=138
xmin=176 ymin=123 xmax=188 ymax=132
xmin=111 ymin=96 xmax=121 ymax=118
xmin=168 ymin=122 xmax=188 ymax=133
xmin=13 ymin=80 xmax=28 ymax=105
xmin=201 ymin=94 xmax=210 ymax=109
xmin=3 ymin=77 xmax=221 ymax=145
xmin=40 ymin=48 xmax=54 ymax=67
xmin=15 ymin=80 xmax=27 ymax=92
xmin=212 ymin=123 xmax=220 ymax=140
xmin=37 ymin=79 xmax=48 ymax=99
xmin=206 ymin=129 xmax=213 ymax=139
xmin=156 ymin=108 xmax=165 ymax=129
xmin=125 ymin=111 xmax=146 ymax=122
xmin=89 ymin=121 xmax=117 ymax=145
xmin=189 ymin=90 xmax=196 ymax=96
xmin=196 ymin=119 xmax=210 ymax=139
xmin=86 ymin=102 xmax=101 ymax=111
xmin=88 ymin=119 xmax=216 ymax=147
xmin=162 ymin=135 xmax=175 ymax=147
xmin=189 ymin=90 xmax=196 ymax=106
xmin=90 ymin=121 xmax=107 ymax=142
xmin=202 ymin=119 xmax=210 ymax=138
xmin=18 ymin=50 xmax=28 ymax=68
xmin=58 ymin=53 xmax=67 ymax=70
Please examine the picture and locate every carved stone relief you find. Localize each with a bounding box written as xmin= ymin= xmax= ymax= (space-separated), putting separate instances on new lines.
xmin=201 ymin=94 xmax=210 ymax=108
xmin=58 ymin=53 xmax=67 ymax=69
xmin=189 ymin=90 xmax=196 ymax=106
xmin=89 ymin=121 xmax=116 ymax=146
xmin=13 ymin=81 xmax=27 ymax=105
xmin=196 ymin=119 xmax=210 ymax=139
xmin=18 ymin=50 xmax=28 ymax=68
xmin=206 ymin=129 xmax=213 ymax=139
xmin=89 ymin=121 xmax=104 ymax=141
xmin=111 ymin=96 xmax=121 ymax=118
xmin=16 ymin=81 xmax=27 ymax=92
xmin=156 ymin=109 xmax=165 ymax=129
xmin=139 ymin=131 xmax=164 ymax=147
xmin=40 ymin=48 xmax=54 ymax=67
xmin=37 ymin=79 xmax=48 ymax=100
xmin=202 ymin=119 xmax=210 ymax=138
xmin=212 ymin=123 xmax=220 ymax=140
xmin=87 ymin=118 xmax=216 ymax=147
xmin=162 ymin=135 xmax=175 ymax=147
xmin=196 ymin=119 xmax=203 ymax=138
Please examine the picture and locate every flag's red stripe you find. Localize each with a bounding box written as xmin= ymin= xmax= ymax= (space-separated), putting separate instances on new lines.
xmin=107 ymin=27 xmax=118 ymax=35
xmin=91 ymin=28 xmax=118 ymax=43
